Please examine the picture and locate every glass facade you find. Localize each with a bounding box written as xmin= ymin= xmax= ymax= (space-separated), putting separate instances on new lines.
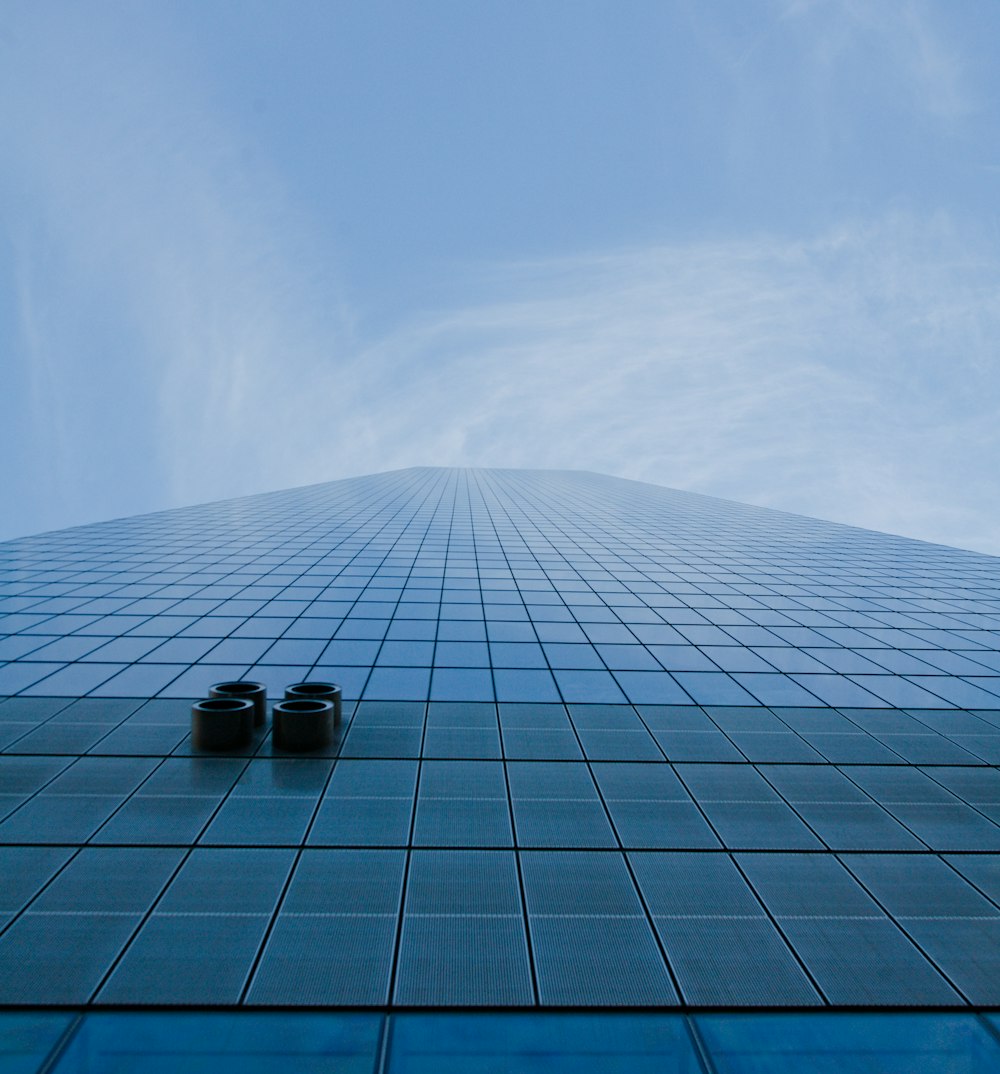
xmin=4 ymin=1011 xmax=1000 ymax=1073
xmin=1 ymin=468 xmax=999 ymax=1063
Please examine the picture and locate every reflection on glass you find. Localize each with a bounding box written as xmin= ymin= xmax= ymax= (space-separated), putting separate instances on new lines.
xmin=387 ymin=1013 xmax=702 ymax=1074
xmin=696 ymin=1013 xmax=1000 ymax=1074
xmin=0 ymin=1012 xmax=75 ymax=1074
xmin=49 ymin=1013 xmax=382 ymax=1074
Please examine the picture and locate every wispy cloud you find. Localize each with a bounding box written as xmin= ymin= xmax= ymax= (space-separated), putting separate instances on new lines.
xmin=309 ymin=215 xmax=1000 ymax=555
xmin=718 ymin=0 xmax=972 ymax=164
xmin=0 ymin=3 xmax=354 ymax=523
xmin=772 ymin=0 xmax=968 ymax=99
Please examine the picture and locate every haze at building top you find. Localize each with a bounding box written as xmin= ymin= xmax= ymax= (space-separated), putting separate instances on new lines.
xmin=4 ymin=467 xmax=1000 ymax=715
xmin=3 ymin=2 xmax=1000 ymax=555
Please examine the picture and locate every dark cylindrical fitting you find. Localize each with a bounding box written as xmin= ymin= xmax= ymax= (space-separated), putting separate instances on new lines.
xmin=210 ymin=681 xmax=267 ymax=727
xmin=285 ymin=682 xmax=342 ymax=727
xmin=191 ymin=697 xmax=254 ymax=751
xmin=272 ymin=698 xmax=335 ymax=752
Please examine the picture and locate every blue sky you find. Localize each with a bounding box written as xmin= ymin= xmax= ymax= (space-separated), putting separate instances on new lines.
xmin=3 ymin=1 xmax=1000 ymax=552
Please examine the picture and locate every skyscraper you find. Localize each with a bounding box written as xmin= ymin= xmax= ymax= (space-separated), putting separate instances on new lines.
xmin=2 ymin=468 xmax=999 ymax=1070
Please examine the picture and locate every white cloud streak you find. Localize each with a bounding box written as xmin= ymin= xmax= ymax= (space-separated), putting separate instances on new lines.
xmin=313 ymin=218 xmax=1000 ymax=556
xmin=773 ymin=0 xmax=967 ymax=88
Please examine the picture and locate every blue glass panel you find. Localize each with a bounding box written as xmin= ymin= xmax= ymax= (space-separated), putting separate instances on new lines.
xmin=433 ymin=642 xmax=490 ymax=667
xmin=552 ymin=669 xmax=627 ymax=704
xmin=787 ymin=674 xmax=888 ymax=708
xmin=22 ymin=662 xmax=125 ymax=697
xmin=363 ymin=667 xmax=430 ymax=701
xmin=697 ymin=1013 xmax=1000 ymax=1073
xmin=378 ymin=641 xmax=435 ymax=666
xmin=50 ymin=1013 xmax=382 ymax=1074
xmin=0 ymin=662 xmax=65 ymax=697
xmin=0 ymin=1012 xmax=75 ymax=1074
xmin=387 ymin=1014 xmax=701 ymax=1073
xmin=437 ymin=621 xmax=487 ymax=641
xmin=94 ymin=663 xmax=185 ymax=697
xmin=493 ymin=668 xmax=561 ymax=702
xmin=732 ymin=673 xmax=826 ymax=707
xmin=671 ymin=673 xmax=758 ymax=706
xmin=613 ymin=671 xmax=689 ymax=705
xmin=429 ymin=668 xmax=495 ymax=702
xmin=486 ymin=621 xmax=536 ymax=642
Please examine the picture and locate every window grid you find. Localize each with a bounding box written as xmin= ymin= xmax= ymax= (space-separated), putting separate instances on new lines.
xmin=1 ymin=468 xmax=999 ymax=1008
